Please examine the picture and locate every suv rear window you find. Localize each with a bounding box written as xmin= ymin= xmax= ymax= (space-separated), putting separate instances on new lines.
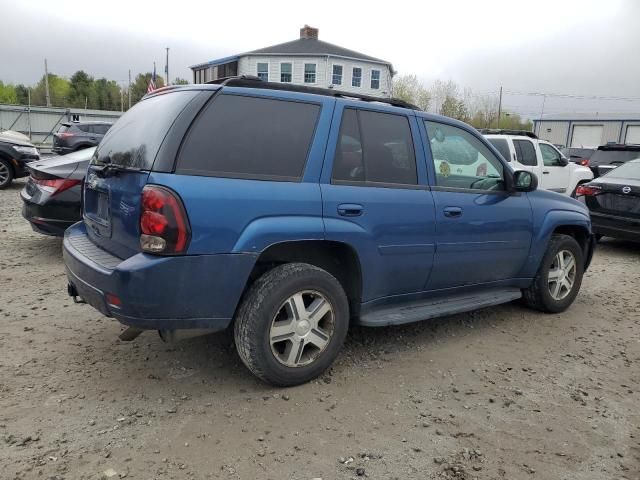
xmin=487 ymin=138 xmax=511 ymax=162
xmin=92 ymin=90 xmax=199 ymax=169
xmin=177 ymin=94 xmax=320 ymax=181
xmin=513 ymin=139 xmax=537 ymax=166
xmin=590 ymin=149 xmax=640 ymax=165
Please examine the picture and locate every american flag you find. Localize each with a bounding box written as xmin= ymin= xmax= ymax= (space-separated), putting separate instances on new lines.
xmin=147 ymin=64 xmax=157 ymax=94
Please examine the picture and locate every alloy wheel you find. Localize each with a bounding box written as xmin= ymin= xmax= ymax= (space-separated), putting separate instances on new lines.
xmin=269 ymin=290 xmax=335 ymax=367
xmin=0 ymin=162 xmax=9 ymax=186
xmin=547 ymin=250 xmax=577 ymax=301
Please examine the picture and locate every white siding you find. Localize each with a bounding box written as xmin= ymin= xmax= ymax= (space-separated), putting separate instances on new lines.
xmin=239 ymin=55 xmax=392 ymax=98
xmin=536 ymin=121 xmax=570 ymax=146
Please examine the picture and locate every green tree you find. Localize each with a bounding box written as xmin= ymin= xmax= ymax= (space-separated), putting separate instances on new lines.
xmin=68 ymin=70 xmax=97 ymax=108
xmin=15 ymin=84 xmax=29 ymax=104
xmin=31 ymin=73 xmax=71 ymax=107
xmin=391 ymin=74 xmax=430 ymax=110
xmin=0 ymin=81 xmax=18 ymax=104
xmin=173 ymin=77 xmax=189 ymax=85
xmin=440 ymin=94 xmax=469 ymax=121
xmin=94 ymin=78 xmax=122 ymax=110
xmin=130 ymin=73 xmax=165 ymax=105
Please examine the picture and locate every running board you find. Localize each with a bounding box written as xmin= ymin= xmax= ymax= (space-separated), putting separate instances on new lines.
xmin=358 ymin=288 xmax=522 ymax=327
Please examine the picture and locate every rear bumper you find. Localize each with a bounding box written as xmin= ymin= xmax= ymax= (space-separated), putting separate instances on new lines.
xmin=63 ymin=222 xmax=258 ymax=330
xmin=21 ymin=194 xmax=79 ymax=236
xmin=591 ymin=212 xmax=640 ymax=242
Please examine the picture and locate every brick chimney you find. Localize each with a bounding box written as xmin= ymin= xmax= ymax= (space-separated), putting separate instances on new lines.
xmin=300 ymin=25 xmax=319 ymax=40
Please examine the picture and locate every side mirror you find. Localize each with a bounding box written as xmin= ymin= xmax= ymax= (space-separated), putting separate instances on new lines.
xmin=513 ymin=170 xmax=538 ymax=192
xmin=559 ymin=156 xmax=569 ymax=166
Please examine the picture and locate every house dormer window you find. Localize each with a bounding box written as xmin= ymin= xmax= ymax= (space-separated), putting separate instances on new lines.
xmin=304 ymin=63 xmax=317 ymax=83
xmin=257 ymin=63 xmax=269 ymax=81
xmin=371 ymin=70 xmax=380 ymax=89
xmin=332 ymin=65 xmax=343 ymax=85
xmin=352 ymin=67 xmax=362 ymax=87
xmin=280 ymin=63 xmax=292 ymax=83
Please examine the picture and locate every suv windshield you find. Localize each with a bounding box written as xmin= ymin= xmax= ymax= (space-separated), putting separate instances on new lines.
xmin=92 ymin=91 xmax=198 ymax=169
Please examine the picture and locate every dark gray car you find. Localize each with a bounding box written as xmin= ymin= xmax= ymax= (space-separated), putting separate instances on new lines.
xmin=21 ymin=147 xmax=96 ymax=236
xmin=52 ymin=122 xmax=112 ymax=155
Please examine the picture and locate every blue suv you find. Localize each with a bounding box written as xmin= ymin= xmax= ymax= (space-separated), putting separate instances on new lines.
xmin=63 ymin=78 xmax=595 ymax=386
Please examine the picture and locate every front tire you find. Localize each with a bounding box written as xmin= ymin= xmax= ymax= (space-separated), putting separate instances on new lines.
xmin=0 ymin=158 xmax=14 ymax=189
xmin=523 ymin=234 xmax=584 ymax=313
xmin=234 ymin=263 xmax=349 ymax=387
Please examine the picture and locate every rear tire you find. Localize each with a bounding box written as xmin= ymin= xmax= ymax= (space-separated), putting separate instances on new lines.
xmin=0 ymin=158 xmax=14 ymax=189
xmin=234 ymin=263 xmax=349 ymax=387
xmin=523 ymin=234 xmax=584 ymax=313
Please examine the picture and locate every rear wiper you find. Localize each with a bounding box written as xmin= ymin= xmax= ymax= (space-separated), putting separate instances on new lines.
xmin=93 ymin=162 xmax=142 ymax=177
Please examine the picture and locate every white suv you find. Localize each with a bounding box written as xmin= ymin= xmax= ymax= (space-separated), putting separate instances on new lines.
xmin=482 ymin=130 xmax=593 ymax=196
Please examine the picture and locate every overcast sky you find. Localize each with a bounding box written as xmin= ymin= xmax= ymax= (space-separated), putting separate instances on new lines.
xmin=1 ymin=0 xmax=639 ymax=117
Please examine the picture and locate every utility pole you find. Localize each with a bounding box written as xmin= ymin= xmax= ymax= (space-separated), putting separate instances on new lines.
xmin=496 ymin=85 xmax=502 ymax=128
xmin=538 ymin=94 xmax=547 ymax=136
xmin=165 ymin=47 xmax=170 ymax=86
xmin=120 ymin=88 xmax=124 ymax=112
xmin=44 ymin=59 xmax=51 ymax=107
xmin=128 ymin=70 xmax=131 ymax=109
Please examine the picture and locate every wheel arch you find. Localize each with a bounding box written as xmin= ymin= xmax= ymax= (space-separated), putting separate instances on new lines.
xmin=244 ymin=240 xmax=363 ymax=316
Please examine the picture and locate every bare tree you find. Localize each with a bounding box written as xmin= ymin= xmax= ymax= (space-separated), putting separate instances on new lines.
xmin=392 ymin=74 xmax=431 ymax=111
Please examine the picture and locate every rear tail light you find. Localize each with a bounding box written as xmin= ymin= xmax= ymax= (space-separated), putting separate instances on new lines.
xmin=579 ymin=158 xmax=589 ymax=166
xmin=139 ymin=185 xmax=190 ymax=255
xmin=32 ymin=176 xmax=81 ymax=195
xmin=57 ymin=132 xmax=74 ymax=139
xmin=576 ymin=184 xmax=601 ymax=196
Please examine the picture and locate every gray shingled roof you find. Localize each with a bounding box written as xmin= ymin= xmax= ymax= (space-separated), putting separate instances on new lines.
xmin=243 ymin=38 xmax=391 ymax=65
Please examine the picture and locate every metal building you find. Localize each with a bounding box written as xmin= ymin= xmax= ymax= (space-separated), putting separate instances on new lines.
xmin=534 ymin=113 xmax=640 ymax=148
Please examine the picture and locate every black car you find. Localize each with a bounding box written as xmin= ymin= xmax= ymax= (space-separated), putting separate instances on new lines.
xmin=588 ymin=144 xmax=640 ymax=177
xmin=21 ymin=147 xmax=96 ymax=236
xmin=0 ymin=131 xmax=40 ymax=189
xmin=561 ymin=147 xmax=596 ymax=167
xmin=577 ymin=159 xmax=640 ymax=242
xmin=52 ymin=121 xmax=112 ymax=155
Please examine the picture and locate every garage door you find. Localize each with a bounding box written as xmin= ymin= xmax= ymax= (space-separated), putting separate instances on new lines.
xmin=625 ymin=125 xmax=640 ymax=144
xmin=571 ymin=125 xmax=604 ymax=148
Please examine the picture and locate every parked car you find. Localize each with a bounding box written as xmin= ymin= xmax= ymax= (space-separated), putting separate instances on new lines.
xmin=588 ymin=144 xmax=640 ymax=177
xmin=561 ymin=147 xmax=596 ymax=167
xmin=21 ymin=147 xmax=96 ymax=236
xmin=481 ymin=129 xmax=593 ymax=196
xmin=63 ymin=79 xmax=595 ymax=386
xmin=52 ymin=121 xmax=112 ymax=155
xmin=0 ymin=130 xmax=40 ymax=189
xmin=576 ymin=159 xmax=640 ymax=242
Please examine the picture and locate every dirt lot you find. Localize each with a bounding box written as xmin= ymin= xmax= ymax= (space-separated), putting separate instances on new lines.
xmin=1 ymin=178 xmax=639 ymax=480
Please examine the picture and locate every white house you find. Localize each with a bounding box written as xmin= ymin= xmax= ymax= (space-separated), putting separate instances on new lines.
xmin=190 ymin=26 xmax=394 ymax=98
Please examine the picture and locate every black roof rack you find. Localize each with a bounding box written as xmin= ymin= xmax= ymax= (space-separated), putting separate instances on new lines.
xmin=598 ymin=143 xmax=640 ymax=151
xmin=479 ymin=128 xmax=538 ymax=139
xmin=206 ymin=75 xmax=419 ymax=110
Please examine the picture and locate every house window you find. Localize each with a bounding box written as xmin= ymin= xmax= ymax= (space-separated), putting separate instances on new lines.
xmin=352 ymin=67 xmax=362 ymax=87
xmin=257 ymin=63 xmax=269 ymax=81
xmin=371 ymin=70 xmax=380 ymax=89
xmin=280 ymin=63 xmax=292 ymax=83
xmin=304 ymin=63 xmax=316 ymax=83
xmin=332 ymin=65 xmax=343 ymax=85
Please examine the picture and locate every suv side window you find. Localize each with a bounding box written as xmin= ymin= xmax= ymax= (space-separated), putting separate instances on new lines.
xmin=539 ymin=143 xmax=563 ymax=166
xmin=331 ymin=108 xmax=417 ymax=186
xmin=424 ymin=121 xmax=505 ymax=191
xmin=178 ymin=94 xmax=320 ymax=181
xmin=513 ymin=139 xmax=537 ymax=166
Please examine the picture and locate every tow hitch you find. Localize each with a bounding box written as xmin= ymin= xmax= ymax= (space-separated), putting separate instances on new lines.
xmin=67 ymin=283 xmax=86 ymax=304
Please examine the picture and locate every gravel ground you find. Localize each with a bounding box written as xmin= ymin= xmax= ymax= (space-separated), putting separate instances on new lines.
xmin=1 ymin=178 xmax=639 ymax=480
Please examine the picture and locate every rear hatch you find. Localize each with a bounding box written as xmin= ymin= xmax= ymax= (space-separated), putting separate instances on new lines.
xmin=589 ymin=146 xmax=640 ymax=176
xmin=53 ymin=124 xmax=72 ymax=149
xmin=83 ymin=90 xmax=202 ymax=260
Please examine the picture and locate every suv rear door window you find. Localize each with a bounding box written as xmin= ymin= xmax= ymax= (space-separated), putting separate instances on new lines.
xmin=513 ymin=139 xmax=537 ymax=166
xmin=331 ymin=108 xmax=417 ymax=186
xmin=487 ymin=138 xmax=511 ymax=162
xmin=178 ymin=94 xmax=320 ymax=181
